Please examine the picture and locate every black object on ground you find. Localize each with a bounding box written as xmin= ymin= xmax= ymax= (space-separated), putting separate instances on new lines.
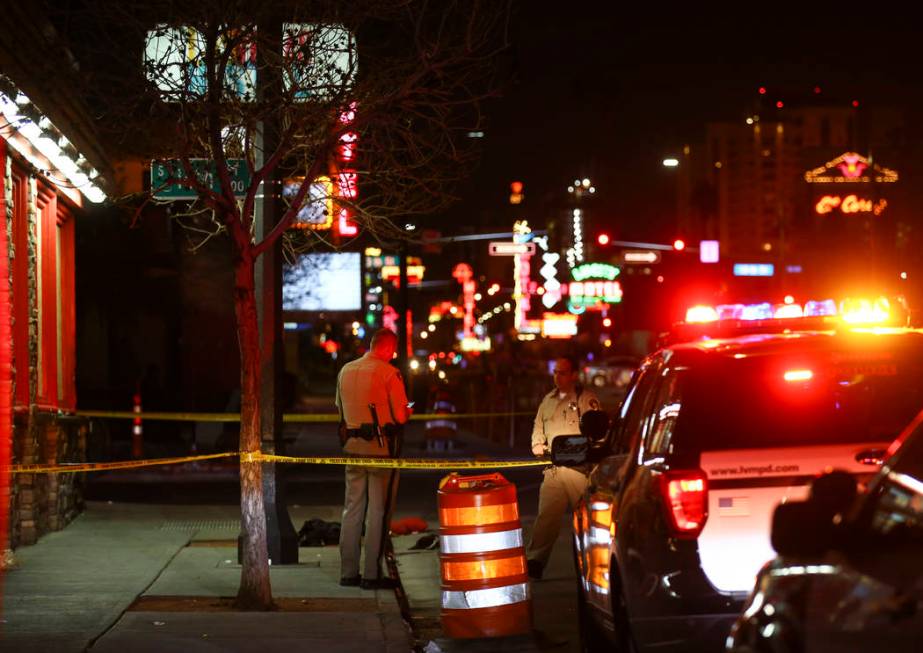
xmin=297 ymin=518 xmax=341 ymax=546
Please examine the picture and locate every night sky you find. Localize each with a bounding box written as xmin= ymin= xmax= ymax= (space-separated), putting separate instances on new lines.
xmin=446 ymin=7 xmax=923 ymax=241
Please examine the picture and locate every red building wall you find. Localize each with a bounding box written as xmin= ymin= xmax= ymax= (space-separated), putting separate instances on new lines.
xmin=1 ymin=136 xmax=85 ymax=548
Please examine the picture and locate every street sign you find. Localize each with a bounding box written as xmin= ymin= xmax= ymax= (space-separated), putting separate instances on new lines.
xmin=734 ymin=263 xmax=775 ymax=277
xmin=699 ymin=240 xmax=720 ymax=263
xmin=489 ymin=241 xmax=536 ymax=256
xmin=622 ymin=250 xmax=661 ymax=264
xmin=151 ymin=158 xmax=250 ymax=199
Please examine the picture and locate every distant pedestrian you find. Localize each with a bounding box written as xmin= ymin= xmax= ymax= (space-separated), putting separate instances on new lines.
xmin=335 ymin=328 xmax=412 ymax=589
xmin=425 ymin=388 xmax=457 ymax=452
xmin=526 ymin=356 xmax=600 ymax=580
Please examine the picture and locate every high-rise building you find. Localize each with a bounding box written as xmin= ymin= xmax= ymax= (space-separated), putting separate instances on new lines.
xmin=677 ymin=90 xmax=906 ymax=288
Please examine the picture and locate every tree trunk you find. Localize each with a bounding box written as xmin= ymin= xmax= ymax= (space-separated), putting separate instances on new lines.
xmin=233 ymin=253 xmax=274 ymax=609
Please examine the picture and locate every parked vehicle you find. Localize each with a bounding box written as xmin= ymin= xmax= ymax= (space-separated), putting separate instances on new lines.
xmin=727 ymin=409 xmax=923 ymax=653
xmin=563 ymin=327 xmax=923 ymax=652
xmin=580 ymin=355 xmax=638 ymax=391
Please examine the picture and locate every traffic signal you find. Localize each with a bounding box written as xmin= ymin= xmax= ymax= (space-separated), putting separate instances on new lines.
xmin=509 ymin=181 xmax=524 ymax=205
xmin=673 ymin=238 xmax=686 ymax=251
xmin=597 ymin=233 xmax=610 ymax=246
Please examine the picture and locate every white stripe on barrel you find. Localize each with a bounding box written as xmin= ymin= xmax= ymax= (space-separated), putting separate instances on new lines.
xmin=440 ymin=528 xmax=522 ymax=554
xmin=442 ymin=582 xmax=530 ymax=610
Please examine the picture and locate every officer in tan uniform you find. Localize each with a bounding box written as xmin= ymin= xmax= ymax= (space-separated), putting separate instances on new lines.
xmin=526 ymin=355 xmax=600 ymax=580
xmin=335 ymin=328 xmax=411 ymax=589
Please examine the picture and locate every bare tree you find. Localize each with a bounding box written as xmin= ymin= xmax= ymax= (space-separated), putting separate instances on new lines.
xmin=51 ymin=0 xmax=509 ymax=609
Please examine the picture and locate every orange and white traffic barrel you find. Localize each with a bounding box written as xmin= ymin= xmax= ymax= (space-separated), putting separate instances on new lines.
xmin=437 ymin=472 xmax=532 ymax=638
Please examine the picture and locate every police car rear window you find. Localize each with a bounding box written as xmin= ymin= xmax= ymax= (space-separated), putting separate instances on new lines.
xmin=675 ymin=352 xmax=923 ymax=451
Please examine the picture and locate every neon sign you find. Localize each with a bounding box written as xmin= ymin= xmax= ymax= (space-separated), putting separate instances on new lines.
xmin=566 ymin=281 xmax=623 ymax=307
xmin=541 ymin=313 xmax=578 ymax=339
xmin=837 ymin=154 xmax=867 ymax=178
xmin=512 ymin=220 xmax=534 ymax=332
xmin=461 ymin=336 xmax=491 ymax=352
xmin=571 ymin=262 xmax=620 ymax=281
xmin=565 ymin=209 xmax=584 ymax=268
xmin=452 ymin=263 xmax=477 ymax=339
xmin=380 ymin=264 xmax=425 ymax=286
xmin=815 ymin=195 xmax=887 ymax=216
xmin=804 ymin=152 xmax=898 ymax=184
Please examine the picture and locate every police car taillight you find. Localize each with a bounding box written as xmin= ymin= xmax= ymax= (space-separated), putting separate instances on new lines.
xmin=659 ymin=470 xmax=708 ymax=538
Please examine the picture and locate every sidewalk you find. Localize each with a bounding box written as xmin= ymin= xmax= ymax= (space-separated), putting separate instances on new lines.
xmin=2 ymin=421 xmax=550 ymax=652
xmin=0 ymin=502 xmax=411 ymax=653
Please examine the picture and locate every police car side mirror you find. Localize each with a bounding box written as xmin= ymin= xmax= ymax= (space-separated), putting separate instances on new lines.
xmin=551 ymin=435 xmax=588 ymax=467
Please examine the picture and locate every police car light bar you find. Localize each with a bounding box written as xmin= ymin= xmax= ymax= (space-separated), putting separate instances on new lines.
xmin=683 ymin=296 xmax=897 ymax=327
xmin=685 ymin=305 xmax=720 ymax=323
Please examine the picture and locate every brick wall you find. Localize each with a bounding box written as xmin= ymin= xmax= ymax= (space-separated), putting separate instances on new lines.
xmin=10 ymin=411 xmax=86 ymax=548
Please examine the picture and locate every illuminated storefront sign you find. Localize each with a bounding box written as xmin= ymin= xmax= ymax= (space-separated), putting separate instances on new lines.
xmin=535 ymin=235 xmax=562 ymax=310
xmin=541 ymin=313 xmax=578 ymax=339
xmin=565 ymin=208 xmax=584 ymax=268
xmin=144 ymin=24 xmax=356 ymax=101
xmin=461 ymin=336 xmax=491 ymax=352
xmin=380 ymin=264 xmax=425 ymax=286
xmin=567 ymin=281 xmax=623 ymax=307
xmin=571 ymin=262 xmax=620 ymax=281
xmin=805 ymin=152 xmax=898 ymax=184
xmin=512 ymin=221 xmax=535 ymax=332
xmin=283 ymin=176 xmax=334 ymax=229
xmin=733 ymin=263 xmax=775 ymax=277
xmin=815 ymin=194 xmax=887 ymax=216
xmin=452 ymin=262 xmax=477 ymax=339
xmin=567 ymin=262 xmax=622 ymax=311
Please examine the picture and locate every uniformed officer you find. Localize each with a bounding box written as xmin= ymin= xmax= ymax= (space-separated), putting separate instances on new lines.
xmin=526 ymin=356 xmax=600 ymax=580
xmin=335 ymin=328 xmax=412 ymax=589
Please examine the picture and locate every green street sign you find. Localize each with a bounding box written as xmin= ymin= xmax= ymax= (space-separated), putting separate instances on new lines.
xmin=150 ymin=158 xmax=250 ymax=200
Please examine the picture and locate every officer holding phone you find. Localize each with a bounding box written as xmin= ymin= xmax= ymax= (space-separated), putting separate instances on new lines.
xmin=335 ymin=328 xmax=412 ymax=589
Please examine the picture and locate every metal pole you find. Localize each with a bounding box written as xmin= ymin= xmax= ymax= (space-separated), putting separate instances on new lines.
xmin=397 ymin=240 xmax=409 ymax=383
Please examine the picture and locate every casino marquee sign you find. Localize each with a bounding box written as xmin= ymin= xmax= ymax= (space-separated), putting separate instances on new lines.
xmin=805 ymin=152 xmax=897 ymax=217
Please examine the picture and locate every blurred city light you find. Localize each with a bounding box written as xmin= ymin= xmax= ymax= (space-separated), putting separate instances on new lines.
xmin=663 ymin=158 xmax=679 ymax=167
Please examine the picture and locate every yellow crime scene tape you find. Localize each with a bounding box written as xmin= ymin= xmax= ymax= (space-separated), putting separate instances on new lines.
xmin=75 ymin=410 xmax=534 ymax=422
xmin=7 ymin=409 xmax=546 ymax=474
xmin=7 ymin=451 xmax=550 ymax=474
xmin=9 ymin=452 xmax=240 ymax=474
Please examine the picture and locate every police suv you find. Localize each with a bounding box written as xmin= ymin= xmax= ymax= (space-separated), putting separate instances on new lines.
xmin=565 ymin=297 xmax=923 ymax=652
